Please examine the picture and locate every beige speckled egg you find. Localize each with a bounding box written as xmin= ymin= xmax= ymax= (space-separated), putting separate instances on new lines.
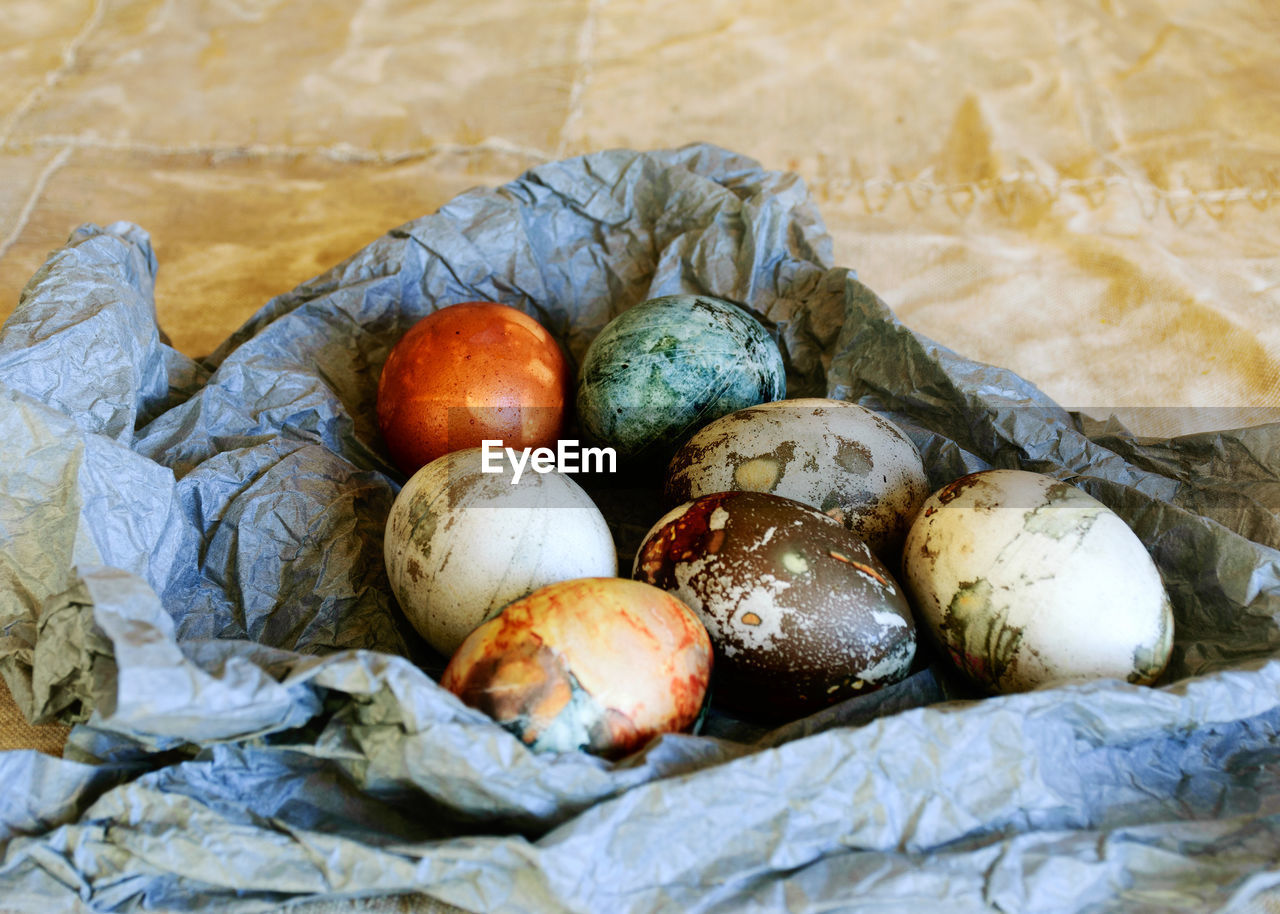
xmin=663 ymin=398 xmax=929 ymax=557
xmin=384 ymin=447 xmax=617 ymax=656
xmin=902 ymin=469 xmax=1175 ymax=694
xmin=634 ymin=490 xmax=916 ymax=721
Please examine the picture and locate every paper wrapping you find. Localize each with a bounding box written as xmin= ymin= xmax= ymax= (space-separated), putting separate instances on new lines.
xmin=0 ymin=145 xmax=1278 ymax=912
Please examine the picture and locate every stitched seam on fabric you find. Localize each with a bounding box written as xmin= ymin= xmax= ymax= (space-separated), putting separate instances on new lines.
xmin=814 ymin=173 xmax=1280 ymax=219
xmin=0 ymin=135 xmax=556 ymax=166
xmin=556 ymin=0 xmax=605 ymax=158
xmin=0 ymin=146 xmax=73 ymax=261
xmin=2 ymin=134 xmax=1275 ymax=222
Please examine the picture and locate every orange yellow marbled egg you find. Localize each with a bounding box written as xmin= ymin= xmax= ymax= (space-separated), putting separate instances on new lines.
xmin=441 ymin=577 xmax=712 ymax=758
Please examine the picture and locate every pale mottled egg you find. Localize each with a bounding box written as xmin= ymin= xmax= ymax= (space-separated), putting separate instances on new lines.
xmin=664 ymin=398 xmax=929 ymax=557
xmin=633 ymin=491 xmax=916 ymax=721
xmin=441 ymin=577 xmax=712 ymax=758
xmin=575 ymin=295 xmax=786 ymax=462
xmin=902 ymin=469 xmax=1175 ymax=694
xmin=384 ymin=447 xmax=617 ymax=656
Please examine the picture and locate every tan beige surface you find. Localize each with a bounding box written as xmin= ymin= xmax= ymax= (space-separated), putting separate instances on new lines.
xmin=6 ymin=2 xmax=1279 ymax=424
xmin=2 ymin=0 xmax=1279 ymax=909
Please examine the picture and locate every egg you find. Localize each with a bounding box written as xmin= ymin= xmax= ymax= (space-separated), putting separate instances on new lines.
xmin=664 ymin=398 xmax=929 ymax=558
xmin=384 ymin=447 xmax=617 ymax=656
xmin=575 ymin=295 xmax=785 ymax=463
xmin=377 ymin=301 xmax=569 ymax=476
xmin=441 ymin=577 xmax=713 ymax=758
xmin=633 ymin=491 xmax=916 ymax=721
xmin=902 ymin=469 xmax=1175 ymax=694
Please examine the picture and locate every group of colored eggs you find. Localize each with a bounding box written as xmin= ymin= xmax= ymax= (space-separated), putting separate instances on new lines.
xmin=376 ymin=295 xmax=1176 ymax=759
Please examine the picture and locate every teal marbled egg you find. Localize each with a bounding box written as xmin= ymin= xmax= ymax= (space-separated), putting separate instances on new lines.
xmin=575 ymin=295 xmax=785 ymax=462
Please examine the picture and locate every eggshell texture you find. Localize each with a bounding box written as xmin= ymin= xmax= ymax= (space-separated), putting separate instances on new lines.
xmin=902 ymin=469 xmax=1175 ymax=694
xmin=664 ymin=398 xmax=929 ymax=557
xmin=441 ymin=577 xmax=713 ymax=758
xmin=384 ymin=447 xmax=617 ymax=656
xmin=575 ymin=295 xmax=785 ymax=462
xmin=633 ymin=491 xmax=916 ymax=721
xmin=376 ymin=302 xmax=569 ymax=475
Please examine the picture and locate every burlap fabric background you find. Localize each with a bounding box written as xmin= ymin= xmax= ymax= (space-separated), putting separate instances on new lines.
xmin=2 ymin=1 xmax=1278 ymax=911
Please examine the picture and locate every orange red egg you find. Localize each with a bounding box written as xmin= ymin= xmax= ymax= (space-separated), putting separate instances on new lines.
xmin=376 ymin=302 xmax=570 ymax=475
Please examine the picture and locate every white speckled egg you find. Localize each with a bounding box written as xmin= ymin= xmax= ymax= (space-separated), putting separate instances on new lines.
xmin=634 ymin=490 xmax=916 ymax=721
xmin=384 ymin=447 xmax=617 ymax=656
xmin=902 ymin=469 xmax=1174 ymax=694
xmin=663 ymin=398 xmax=929 ymax=557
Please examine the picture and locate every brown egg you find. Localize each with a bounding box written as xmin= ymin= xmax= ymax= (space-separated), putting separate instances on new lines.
xmin=441 ymin=577 xmax=712 ymax=758
xmin=376 ymin=302 xmax=569 ymax=475
xmin=634 ymin=491 xmax=916 ymax=721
